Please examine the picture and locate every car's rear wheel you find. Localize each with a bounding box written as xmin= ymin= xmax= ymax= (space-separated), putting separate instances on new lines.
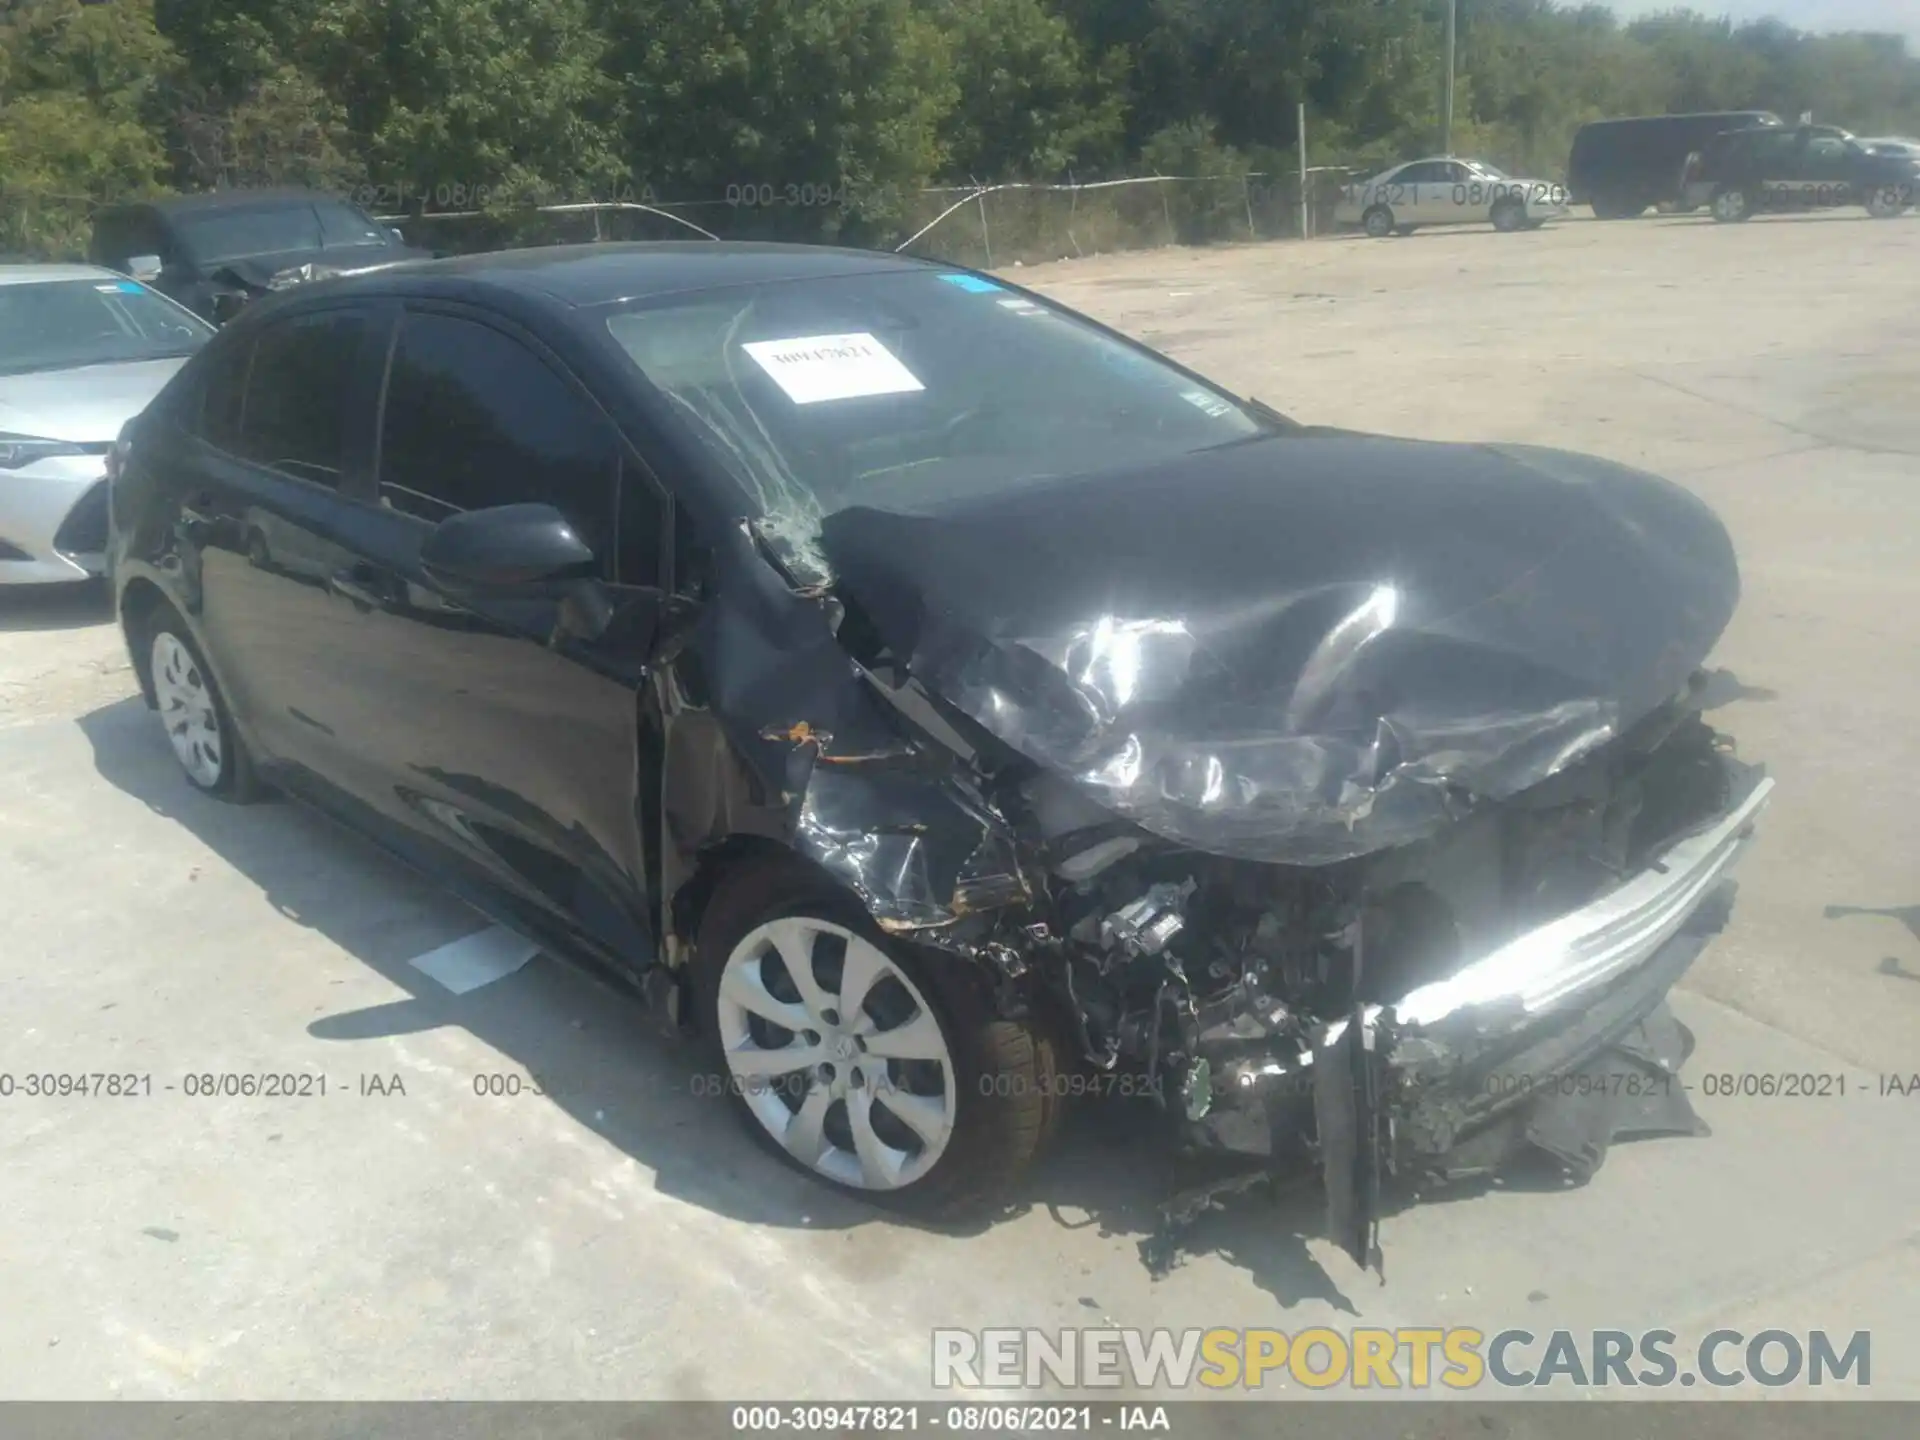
xmin=1710 ymin=186 xmax=1754 ymax=223
xmin=145 ymin=611 xmax=261 ymax=801
xmin=1361 ymin=205 xmax=1396 ymax=238
xmin=692 ymin=860 xmax=1057 ymax=1219
xmin=1864 ymin=185 xmax=1910 ymax=219
xmin=1491 ymin=198 xmax=1526 ymax=232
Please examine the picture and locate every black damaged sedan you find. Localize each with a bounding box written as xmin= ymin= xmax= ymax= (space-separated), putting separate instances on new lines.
xmin=108 ymin=243 xmax=1772 ymax=1267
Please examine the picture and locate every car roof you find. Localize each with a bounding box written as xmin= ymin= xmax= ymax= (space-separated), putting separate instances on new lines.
xmin=0 ymin=263 xmax=120 ymax=286
xmin=100 ymin=189 xmax=356 ymax=218
xmin=1582 ymin=111 xmax=1778 ymax=126
xmin=316 ymin=241 xmax=945 ymax=309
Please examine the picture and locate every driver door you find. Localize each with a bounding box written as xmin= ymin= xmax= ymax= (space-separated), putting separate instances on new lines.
xmin=1799 ymin=129 xmax=1854 ymax=206
xmin=321 ymin=303 xmax=673 ymax=970
xmin=1426 ymin=161 xmax=1476 ymax=223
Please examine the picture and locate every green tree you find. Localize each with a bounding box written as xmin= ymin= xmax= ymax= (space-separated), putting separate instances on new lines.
xmin=597 ymin=0 xmax=957 ymax=238
xmin=1 ymin=0 xmax=178 ymax=254
xmin=926 ymin=0 xmax=1127 ymax=178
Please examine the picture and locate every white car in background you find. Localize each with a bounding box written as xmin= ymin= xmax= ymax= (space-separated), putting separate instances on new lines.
xmin=1861 ymin=137 xmax=1920 ymax=162
xmin=0 ymin=264 xmax=214 ymax=585
xmin=1336 ymin=156 xmax=1571 ymax=237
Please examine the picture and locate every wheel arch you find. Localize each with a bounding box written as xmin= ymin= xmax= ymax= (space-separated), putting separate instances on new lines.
xmin=118 ymin=575 xmax=174 ymax=708
xmin=666 ymin=832 xmax=815 ymax=968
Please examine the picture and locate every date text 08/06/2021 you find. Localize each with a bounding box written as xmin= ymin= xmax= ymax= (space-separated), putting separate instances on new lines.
xmin=727 ymin=1405 xmax=1159 ymax=1433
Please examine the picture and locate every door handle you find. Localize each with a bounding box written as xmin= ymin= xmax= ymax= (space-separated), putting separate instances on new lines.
xmin=329 ymin=564 xmax=397 ymax=612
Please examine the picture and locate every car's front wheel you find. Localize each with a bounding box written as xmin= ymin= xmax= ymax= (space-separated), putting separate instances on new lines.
xmin=1361 ymin=205 xmax=1396 ymax=238
xmin=1710 ymin=186 xmax=1754 ymax=223
xmin=145 ymin=611 xmax=261 ymax=801
xmin=1491 ymin=198 xmax=1527 ymax=232
xmin=1864 ymin=184 xmax=1910 ymax=219
xmin=692 ymin=861 xmax=1058 ymax=1218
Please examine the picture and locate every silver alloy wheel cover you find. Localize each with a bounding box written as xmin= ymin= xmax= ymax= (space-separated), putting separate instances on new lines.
xmin=716 ymin=916 xmax=958 ymax=1191
xmin=1714 ymin=190 xmax=1746 ymax=220
xmin=151 ymin=631 xmax=225 ymax=788
xmin=1364 ymin=207 xmax=1392 ymax=237
xmin=1866 ymin=185 xmax=1904 ymax=218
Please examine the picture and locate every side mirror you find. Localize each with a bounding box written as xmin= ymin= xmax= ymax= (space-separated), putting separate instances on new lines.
xmin=126 ymin=254 xmax=163 ymax=281
xmin=387 ymin=227 xmax=407 ymax=245
xmin=420 ymin=503 xmax=599 ymax=591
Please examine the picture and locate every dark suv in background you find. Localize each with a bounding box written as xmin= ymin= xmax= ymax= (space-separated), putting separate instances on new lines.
xmin=89 ymin=189 xmax=427 ymax=324
xmin=1682 ymin=123 xmax=1919 ymax=222
xmin=1568 ymin=110 xmax=1781 ymax=218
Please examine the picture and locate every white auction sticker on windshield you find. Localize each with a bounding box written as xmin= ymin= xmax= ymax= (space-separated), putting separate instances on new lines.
xmin=1180 ymin=389 xmax=1235 ymax=417
xmin=742 ymin=332 xmax=924 ymax=404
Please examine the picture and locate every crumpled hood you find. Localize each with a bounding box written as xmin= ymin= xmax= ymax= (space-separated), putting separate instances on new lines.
xmin=818 ymin=431 xmax=1740 ymax=864
xmin=208 ymin=244 xmax=427 ymax=292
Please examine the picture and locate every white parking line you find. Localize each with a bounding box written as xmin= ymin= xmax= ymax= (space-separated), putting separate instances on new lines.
xmin=408 ymin=924 xmax=541 ymax=994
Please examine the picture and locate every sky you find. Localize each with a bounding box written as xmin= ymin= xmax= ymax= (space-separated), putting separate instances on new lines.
xmin=1598 ymin=0 xmax=1920 ymax=48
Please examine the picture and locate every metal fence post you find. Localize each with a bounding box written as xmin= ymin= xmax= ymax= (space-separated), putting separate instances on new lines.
xmin=1297 ymin=103 xmax=1310 ymax=240
xmin=976 ymin=190 xmax=993 ymax=267
xmin=1244 ymin=174 xmax=1257 ymax=240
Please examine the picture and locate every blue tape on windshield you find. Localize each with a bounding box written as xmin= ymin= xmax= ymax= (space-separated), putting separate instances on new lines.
xmin=115 ymin=281 xmax=144 ymax=293
xmin=938 ymin=273 xmax=1003 ymax=293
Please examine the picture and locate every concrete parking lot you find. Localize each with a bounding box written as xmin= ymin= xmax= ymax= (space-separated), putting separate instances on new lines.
xmin=4 ymin=211 xmax=1919 ymax=1402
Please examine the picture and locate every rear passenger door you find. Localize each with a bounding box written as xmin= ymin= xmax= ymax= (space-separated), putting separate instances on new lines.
xmin=185 ymin=304 xmax=385 ymax=782
xmin=325 ymin=303 xmax=670 ymax=967
xmin=1389 ymin=162 xmax=1451 ymax=223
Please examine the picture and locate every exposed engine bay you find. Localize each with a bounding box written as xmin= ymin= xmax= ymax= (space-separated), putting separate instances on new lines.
xmin=666 ymin=430 xmax=1774 ymax=1271
xmin=779 ymin=606 xmax=1768 ymax=1273
xmin=991 ymin=676 xmax=1762 ymax=1269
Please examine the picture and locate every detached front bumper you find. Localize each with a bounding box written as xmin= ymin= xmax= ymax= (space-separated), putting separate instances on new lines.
xmin=1310 ymin=763 xmax=1774 ymax=1269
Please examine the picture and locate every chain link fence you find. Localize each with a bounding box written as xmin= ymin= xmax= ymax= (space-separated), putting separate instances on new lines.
xmin=2 ymin=171 xmax=1369 ymax=270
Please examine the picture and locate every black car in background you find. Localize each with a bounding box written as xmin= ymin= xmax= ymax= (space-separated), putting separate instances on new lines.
xmin=1683 ymin=123 xmax=1919 ymax=221
xmin=1568 ymin=110 xmax=1781 ymax=217
xmin=88 ymin=189 xmax=428 ymax=323
xmin=105 ymin=244 xmax=1772 ymax=1266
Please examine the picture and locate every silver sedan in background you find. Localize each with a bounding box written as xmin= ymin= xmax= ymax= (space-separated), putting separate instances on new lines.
xmin=1336 ymin=156 xmax=1571 ymax=236
xmin=1 ymin=265 xmax=214 ymax=586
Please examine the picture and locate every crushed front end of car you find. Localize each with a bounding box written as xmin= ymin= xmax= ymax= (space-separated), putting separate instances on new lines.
xmin=720 ymin=429 xmax=1772 ymax=1269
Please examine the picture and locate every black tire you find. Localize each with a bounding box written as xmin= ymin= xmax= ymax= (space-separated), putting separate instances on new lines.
xmin=1710 ymin=186 xmax=1754 ymax=223
xmin=1491 ymin=198 xmax=1526 ymax=232
xmin=1864 ymin=184 xmax=1910 ymax=219
xmin=1361 ymin=204 xmax=1395 ymax=238
xmin=141 ymin=604 xmax=263 ymax=803
xmin=1392 ymin=223 xmax=1419 ymax=236
xmin=691 ymin=859 xmax=1054 ymax=1219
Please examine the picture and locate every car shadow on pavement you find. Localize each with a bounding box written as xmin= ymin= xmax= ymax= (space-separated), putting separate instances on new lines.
xmin=0 ymin=577 xmax=112 ymax=631
xmin=1823 ymin=902 xmax=1920 ymax=983
xmin=76 ymin=694 xmax=1353 ymax=1306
